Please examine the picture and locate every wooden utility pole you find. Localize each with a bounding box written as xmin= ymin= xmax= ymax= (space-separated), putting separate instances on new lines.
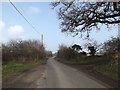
xmin=41 ymin=34 xmax=43 ymax=47
xmin=118 ymin=23 xmax=120 ymax=39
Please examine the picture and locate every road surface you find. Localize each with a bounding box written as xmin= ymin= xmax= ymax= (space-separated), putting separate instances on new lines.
xmin=46 ymin=57 xmax=106 ymax=88
xmin=3 ymin=57 xmax=107 ymax=88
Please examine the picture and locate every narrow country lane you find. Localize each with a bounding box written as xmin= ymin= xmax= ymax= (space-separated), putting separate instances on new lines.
xmin=46 ymin=57 xmax=106 ymax=88
xmin=3 ymin=57 xmax=108 ymax=88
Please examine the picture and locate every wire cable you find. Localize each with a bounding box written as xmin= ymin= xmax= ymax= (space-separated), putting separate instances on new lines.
xmin=8 ymin=0 xmax=41 ymax=35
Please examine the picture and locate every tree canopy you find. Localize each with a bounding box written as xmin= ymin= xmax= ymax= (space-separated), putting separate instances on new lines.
xmin=72 ymin=44 xmax=82 ymax=51
xmin=51 ymin=1 xmax=120 ymax=37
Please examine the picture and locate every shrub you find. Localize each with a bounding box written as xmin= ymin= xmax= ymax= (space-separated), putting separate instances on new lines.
xmin=57 ymin=45 xmax=78 ymax=60
xmin=2 ymin=40 xmax=47 ymax=64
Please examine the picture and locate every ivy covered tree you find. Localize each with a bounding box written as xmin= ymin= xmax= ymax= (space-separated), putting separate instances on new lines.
xmin=88 ymin=46 xmax=96 ymax=56
xmin=72 ymin=44 xmax=82 ymax=52
xmin=51 ymin=1 xmax=120 ymax=36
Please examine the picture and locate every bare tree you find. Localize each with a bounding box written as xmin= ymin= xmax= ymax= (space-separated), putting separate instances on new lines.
xmin=83 ymin=39 xmax=102 ymax=53
xmin=51 ymin=1 xmax=120 ymax=36
xmin=102 ymin=37 xmax=119 ymax=54
xmin=2 ymin=40 xmax=47 ymax=64
xmin=57 ymin=44 xmax=78 ymax=60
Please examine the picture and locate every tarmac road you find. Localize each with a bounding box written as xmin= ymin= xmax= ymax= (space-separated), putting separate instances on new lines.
xmin=3 ymin=57 xmax=107 ymax=88
xmin=46 ymin=57 xmax=106 ymax=88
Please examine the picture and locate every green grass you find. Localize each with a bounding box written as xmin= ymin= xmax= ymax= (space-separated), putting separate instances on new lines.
xmin=94 ymin=63 xmax=119 ymax=78
xmin=57 ymin=56 xmax=119 ymax=79
xmin=2 ymin=59 xmax=47 ymax=79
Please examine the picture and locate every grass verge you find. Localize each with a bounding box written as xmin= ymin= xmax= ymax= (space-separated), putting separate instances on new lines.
xmin=56 ymin=56 xmax=107 ymax=64
xmin=2 ymin=59 xmax=47 ymax=79
xmin=94 ymin=63 xmax=119 ymax=79
xmin=56 ymin=57 xmax=118 ymax=80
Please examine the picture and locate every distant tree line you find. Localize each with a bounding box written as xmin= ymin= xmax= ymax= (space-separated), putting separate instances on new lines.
xmin=57 ymin=37 xmax=119 ymax=61
xmin=2 ymin=40 xmax=52 ymax=64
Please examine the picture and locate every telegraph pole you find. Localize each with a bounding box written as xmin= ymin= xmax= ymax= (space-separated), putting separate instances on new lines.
xmin=118 ymin=21 xmax=120 ymax=53
xmin=41 ymin=34 xmax=43 ymax=47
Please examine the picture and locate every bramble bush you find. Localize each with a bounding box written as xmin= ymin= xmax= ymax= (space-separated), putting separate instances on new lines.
xmin=2 ymin=40 xmax=51 ymax=64
xmin=57 ymin=45 xmax=78 ymax=60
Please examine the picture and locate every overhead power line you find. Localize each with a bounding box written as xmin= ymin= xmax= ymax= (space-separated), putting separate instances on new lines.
xmin=8 ymin=0 xmax=40 ymax=35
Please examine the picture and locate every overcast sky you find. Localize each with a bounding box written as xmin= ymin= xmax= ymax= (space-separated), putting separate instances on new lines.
xmin=0 ymin=2 xmax=118 ymax=53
